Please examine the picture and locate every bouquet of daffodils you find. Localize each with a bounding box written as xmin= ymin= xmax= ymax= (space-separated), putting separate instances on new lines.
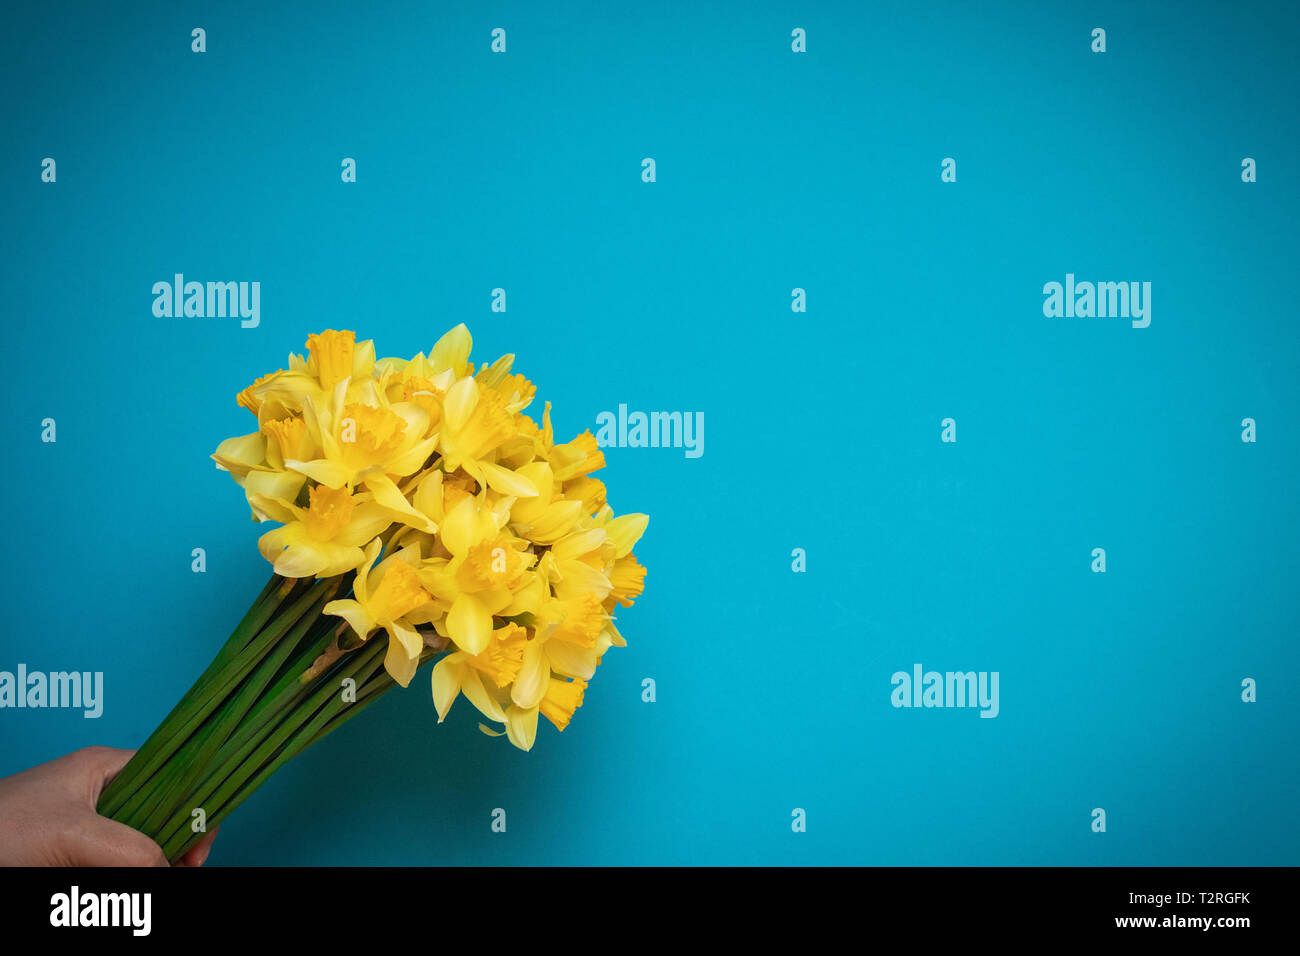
xmin=97 ymin=326 xmax=648 ymax=862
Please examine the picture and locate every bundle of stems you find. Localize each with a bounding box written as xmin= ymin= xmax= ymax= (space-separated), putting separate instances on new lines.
xmin=97 ymin=572 xmax=426 ymax=862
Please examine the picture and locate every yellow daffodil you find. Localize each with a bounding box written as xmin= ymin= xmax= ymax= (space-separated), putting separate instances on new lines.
xmin=323 ymin=540 xmax=435 ymax=687
xmin=416 ymin=494 xmax=534 ymax=655
xmin=437 ymin=375 xmax=541 ymax=498
xmin=253 ymin=485 xmax=393 ymax=578
xmin=210 ymin=432 xmax=307 ymax=522
xmin=234 ymin=330 xmax=379 ymax=424
xmin=430 ymin=623 xmax=529 ymax=724
xmin=214 ymin=324 xmax=649 ymax=752
xmin=502 ymin=677 xmax=589 ymax=751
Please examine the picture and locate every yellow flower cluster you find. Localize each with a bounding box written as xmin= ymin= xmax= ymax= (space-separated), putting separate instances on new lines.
xmin=212 ymin=327 xmax=648 ymax=750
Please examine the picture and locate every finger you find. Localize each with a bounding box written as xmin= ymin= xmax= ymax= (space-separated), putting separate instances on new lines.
xmin=71 ymin=816 xmax=169 ymax=867
xmin=174 ymin=825 xmax=220 ymax=867
xmin=67 ymin=746 xmax=139 ymax=803
xmin=89 ymin=747 xmax=137 ymax=786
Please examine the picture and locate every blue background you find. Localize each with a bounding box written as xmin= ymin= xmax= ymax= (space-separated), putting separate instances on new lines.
xmin=1 ymin=0 xmax=1297 ymax=865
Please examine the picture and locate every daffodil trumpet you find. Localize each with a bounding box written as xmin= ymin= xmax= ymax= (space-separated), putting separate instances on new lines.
xmin=96 ymin=327 xmax=648 ymax=861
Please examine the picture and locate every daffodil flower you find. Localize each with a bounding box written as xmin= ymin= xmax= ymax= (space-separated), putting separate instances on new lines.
xmin=323 ymin=540 xmax=435 ymax=687
xmin=438 ymin=375 xmax=541 ymax=498
xmin=500 ymin=677 xmax=589 ymax=751
xmin=430 ymin=623 xmax=529 ymax=724
xmin=505 ymin=460 xmax=585 ymax=545
xmin=417 ymin=494 xmax=535 ymax=656
xmin=208 ymin=325 xmax=650 ymax=755
xmin=253 ymin=485 xmax=394 ymax=579
xmin=210 ymin=433 xmax=307 ymax=523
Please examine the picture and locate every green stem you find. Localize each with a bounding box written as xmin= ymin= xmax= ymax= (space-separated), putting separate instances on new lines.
xmin=98 ymin=574 xmax=294 ymax=815
xmin=134 ymin=581 xmax=338 ymax=836
xmin=103 ymin=579 xmax=331 ymax=824
xmin=151 ymin=619 xmax=347 ymax=846
xmin=159 ymin=637 xmax=393 ymax=860
xmin=100 ymin=560 xmax=443 ymax=863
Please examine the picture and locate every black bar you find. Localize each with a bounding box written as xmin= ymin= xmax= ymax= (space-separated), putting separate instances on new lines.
xmin=0 ymin=866 xmax=1285 ymax=942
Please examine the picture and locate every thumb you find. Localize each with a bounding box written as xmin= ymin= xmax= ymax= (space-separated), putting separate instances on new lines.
xmin=70 ymin=816 xmax=169 ymax=867
xmin=65 ymin=746 xmax=138 ymax=804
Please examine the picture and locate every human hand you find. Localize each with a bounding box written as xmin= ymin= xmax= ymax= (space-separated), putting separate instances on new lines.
xmin=0 ymin=746 xmax=218 ymax=867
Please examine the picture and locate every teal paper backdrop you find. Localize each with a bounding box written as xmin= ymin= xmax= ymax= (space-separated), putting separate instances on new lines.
xmin=1 ymin=0 xmax=1296 ymax=864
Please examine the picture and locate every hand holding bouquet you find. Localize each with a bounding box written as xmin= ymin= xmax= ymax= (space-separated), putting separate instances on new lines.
xmin=97 ymin=325 xmax=648 ymax=861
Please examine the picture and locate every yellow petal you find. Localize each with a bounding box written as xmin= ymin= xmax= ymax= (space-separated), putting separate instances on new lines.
xmin=364 ymin=474 xmax=436 ymax=533
xmin=603 ymin=621 xmax=627 ymax=648
xmin=440 ymin=496 xmax=477 ymax=557
xmin=605 ymin=513 xmax=649 ymax=559
xmin=388 ymin=401 xmax=430 ymax=442
xmin=447 ymin=592 xmax=492 ymax=656
xmin=431 ymin=657 xmax=465 ymax=721
xmin=442 ymin=376 xmax=478 ymax=432
xmin=509 ymin=462 xmax=554 ymax=524
xmin=551 ymin=528 xmax=606 ymax=560
xmin=267 ymin=531 xmax=332 ymax=579
xmin=479 ymin=461 xmax=539 ymax=498
xmin=461 ymin=670 xmax=507 ymax=723
xmin=383 ymin=631 xmax=420 ymax=687
xmin=246 ymin=492 xmax=297 ymax=525
xmin=384 ymin=434 xmax=440 ymax=478
xmin=257 ymin=525 xmax=290 ymax=566
xmin=500 ymin=574 xmax=544 ymax=617
xmin=352 ymin=338 xmax=376 ymax=379
xmin=212 ymin=432 xmax=266 ymax=477
xmin=323 ymin=599 xmax=376 ymax=642
xmin=544 ymin=639 xmax=598 ymax=681
xmin=353 ymin=538 xmax=382 ymax=604
xmin=286 ymin=458 xmax=352 ymax=489
xmin=311 ymin=542 xmax=367 ymax=578
xmin=411 ymin=470 xmax=445 ymax=522
xmin=510 ymin=640 xmax=549 ymax=709
xmin=505 ymin=705 xmax=539 ymax=751
xmin=429 ymin=324 xmax=472 ymax=377
xmin=387 ymin=619 xmax=424 ymax=659
xmin=332 ymin=501 xmax=394 ymax=547
xmin=244 ymin=469 xmax=306 ymax=509
xmin=519 ymin=499 xmax=583 ymax=545
xmin=552 ymin=560 xmax=611 ymax=602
